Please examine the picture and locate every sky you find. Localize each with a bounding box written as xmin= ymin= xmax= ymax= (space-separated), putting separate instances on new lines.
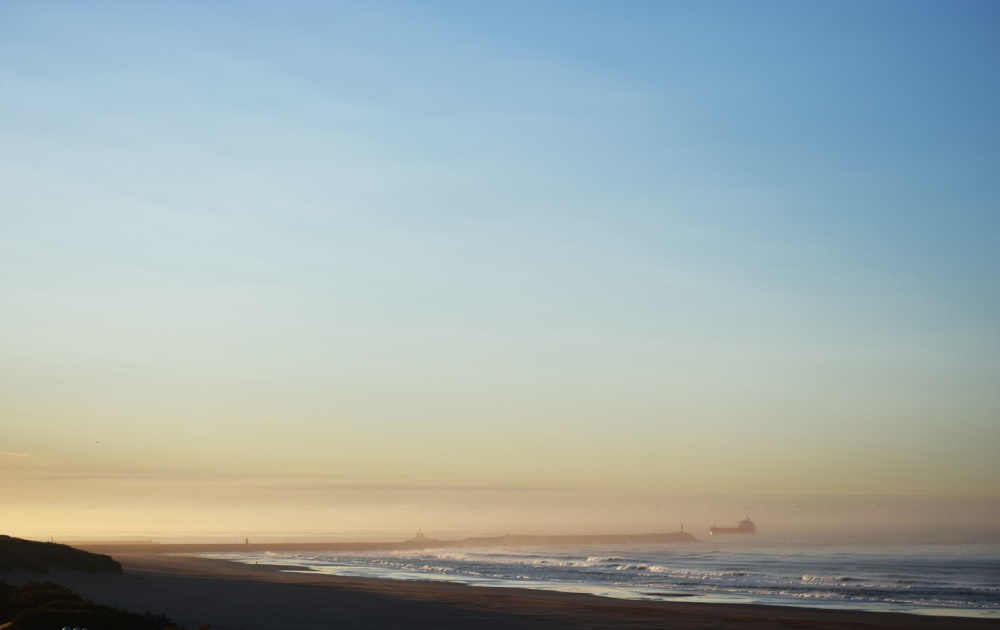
xmin=2 ymin=1 xmax=999 ymax=539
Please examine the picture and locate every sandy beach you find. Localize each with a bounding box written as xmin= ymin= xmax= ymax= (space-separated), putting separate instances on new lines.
xmin=3 ymin=552 xmax=997 ymax=629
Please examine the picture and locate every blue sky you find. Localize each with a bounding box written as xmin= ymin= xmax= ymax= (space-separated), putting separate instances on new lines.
xmin=2 ymin=1 xmax=999 ymax=535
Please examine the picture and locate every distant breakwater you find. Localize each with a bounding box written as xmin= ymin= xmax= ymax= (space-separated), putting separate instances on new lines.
xmin=73 ymin=531 xmax=698 ymax=554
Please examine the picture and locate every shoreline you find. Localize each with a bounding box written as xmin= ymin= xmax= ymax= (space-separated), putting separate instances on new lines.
xmin=3 ymin=552 xmax=998 ymax=629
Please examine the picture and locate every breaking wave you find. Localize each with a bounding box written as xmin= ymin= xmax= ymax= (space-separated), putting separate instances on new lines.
xmin=199 ymin=542 xmax=1000 ymax=618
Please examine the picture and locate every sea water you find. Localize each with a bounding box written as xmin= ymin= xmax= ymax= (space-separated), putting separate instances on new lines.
xmin=196 ymin=539 xmax=1000 ymax=619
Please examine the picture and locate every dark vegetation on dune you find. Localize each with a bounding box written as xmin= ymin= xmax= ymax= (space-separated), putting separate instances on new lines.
xmin=0 ymin=581 xmax=215 ymax=630
xmin=0 ymin=536 xmax=120 ymax=574
xmin=0 ymin=537 xmax=213 ymax=629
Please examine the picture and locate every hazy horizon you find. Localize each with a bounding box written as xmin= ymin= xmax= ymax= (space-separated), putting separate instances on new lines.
xmin=3 ymin=2 xmax=999 ymax=541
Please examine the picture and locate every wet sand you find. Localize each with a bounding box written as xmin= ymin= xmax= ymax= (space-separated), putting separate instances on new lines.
xmin=4 ymin=553 xmax=998 ymax=629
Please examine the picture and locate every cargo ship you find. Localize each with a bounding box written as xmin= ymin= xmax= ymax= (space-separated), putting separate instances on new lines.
xmin=710 ymin=515 xmax=755 ymax=535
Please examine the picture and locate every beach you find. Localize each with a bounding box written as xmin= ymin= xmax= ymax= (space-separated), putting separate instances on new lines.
xmin=6 ymin=3 xmax=1000 ymax=627
xmin=4 ymin=552 xmax=998 ymax=629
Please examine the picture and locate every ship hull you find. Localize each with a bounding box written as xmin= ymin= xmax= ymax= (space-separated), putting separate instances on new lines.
xmin=709 ymin=526 xmax=754 ymax=535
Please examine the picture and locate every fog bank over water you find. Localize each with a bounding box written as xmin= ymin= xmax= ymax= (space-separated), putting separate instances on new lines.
xmin=6 ymin=469 xmax=999 ymax=542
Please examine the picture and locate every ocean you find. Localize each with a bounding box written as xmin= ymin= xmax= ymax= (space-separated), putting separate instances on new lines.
xmin=197 ymin=538 xmax=1000 ymax=619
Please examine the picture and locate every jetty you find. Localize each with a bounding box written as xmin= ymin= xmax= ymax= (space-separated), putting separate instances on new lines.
xmin=72 ymin=530 xmax=698 ymax=554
